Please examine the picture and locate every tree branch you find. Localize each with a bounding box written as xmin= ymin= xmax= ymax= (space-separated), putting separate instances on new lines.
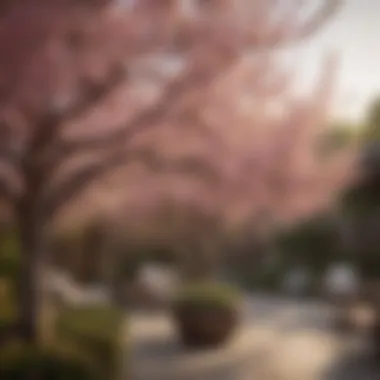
xmin=0 ymin=150 xmax=19 ymax=166
xmin=296 ymin=0 xmax=342 ymax=40
xmin=35 ymin=61 xmax=232 ymax=182
xmin=25 ymin=0 xmax=342 ymax=175
xmin=56 ymin=77 xmax=220 ymax=153
xmin=40 ymin=0 xmax=341 ymax=163
xmin=28 ymin=64 xmax=128 ymax=160
xmin=250 ymin=0 xmax=342 ymax=48
xmin=0 ymin=176 xmax=18 ymax=204
xmin=39 ymin=148 xmax=222 ymax=221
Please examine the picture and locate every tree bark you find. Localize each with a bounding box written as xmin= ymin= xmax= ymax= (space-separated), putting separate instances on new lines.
xmin=16 ymin=201 xmax=45 ymax=345
xmin=179 ymin=243 xmax=218 ymax=283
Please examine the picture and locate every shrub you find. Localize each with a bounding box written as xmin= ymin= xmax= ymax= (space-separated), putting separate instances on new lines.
xmin=0 ymin=341 xmax=100 ymax=380
xmin=55 ymin=305 xmax=126 ymax=378
xmin=0 ymin=279 xmax=17 ymax=343
xmin=172 ymin=282 xmax=240 ymax=310
xmin=0 ymin=230 xmax=20 ymax=282
xmin=171 ymin=282 xmax=240 ymax=348
xmin=252 ymin=271 xmax=282 ymax=292
xmin=0 ymin=254 xmax=19 ymax=284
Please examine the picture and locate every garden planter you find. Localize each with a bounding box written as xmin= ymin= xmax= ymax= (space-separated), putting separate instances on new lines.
xmin=171 ymin=282 xmax=240 ymax=349
xmin=173 ymin=304 xmax=238 ymax=348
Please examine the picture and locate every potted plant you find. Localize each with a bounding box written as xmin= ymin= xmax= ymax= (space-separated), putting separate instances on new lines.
xmin=171 ymin=282 xmax=241 ymax=348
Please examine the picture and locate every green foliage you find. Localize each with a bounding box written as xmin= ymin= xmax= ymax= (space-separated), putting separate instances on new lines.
xmin=0 ymin=341 xmax=100 ymax=380
xmin=318 ymin=122 xmax=356 ymax=156
xmin=353 ymin=251 xmax=380 ymax=279
xmin=274 ymin=215 xmax=339 ymax=274
xmin=253 ymin=270 xmax=282 ymax=291
xmin=363 ymin=97 xmax=380 ymax=142
xmin=0 ymin=229 xmax=20 ymax=283
xmin=56 ymin=305 xmax=126 ymax=378
xmin=0 ymin=280 xmax=17 ymax=342
xmin=341 ymin=94 xmax=380 ymax=218
xmin=172 ymin=282 xmax=240 ymax=310
xmin=339 ymin=134 xmax=380 ymax=271
xmin=0 ymin=230 xmax=127 ymax=378
xmin=340 ymin=180 xmax=380 ymax=217
xmin=0 ymin=279 xmax=127 ymax=377
xmin=117 ymin=254 xmax=144 ymax=281
xmin=0 ymin=230 xmax=21 ymax=342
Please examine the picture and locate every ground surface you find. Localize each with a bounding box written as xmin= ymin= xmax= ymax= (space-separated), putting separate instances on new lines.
xmin=129 ymin=294 xmax=380 ymax=380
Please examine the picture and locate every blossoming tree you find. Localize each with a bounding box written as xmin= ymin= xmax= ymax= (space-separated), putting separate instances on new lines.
xmin=0 ymin=0 xmax=343 ymax=343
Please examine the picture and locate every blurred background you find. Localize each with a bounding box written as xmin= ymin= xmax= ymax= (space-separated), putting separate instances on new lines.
xmin=0 ymin=1 xmax=380 ymax=379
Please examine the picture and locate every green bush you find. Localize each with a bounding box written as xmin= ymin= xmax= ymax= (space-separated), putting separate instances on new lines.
xmin=0 ymin=341 xmax=100 ymax=380
xmin=56 ymin=305 xmax=126 ymax=378
xmin=172 ymin=282 xmax=240 ymax=309
xmin=254 ymin=270 xmax=282 ymax=291
xmin=0 ymin=230 xmax=20 ymax=284
xmin=0 ymin=279 xmax=17 ymax=343
xmin=0 ymin=254 xmax=19 ymax=282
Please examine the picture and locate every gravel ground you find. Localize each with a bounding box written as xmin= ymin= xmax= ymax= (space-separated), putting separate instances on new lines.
xmin=129 ymin=295 xmax=380 ymax=380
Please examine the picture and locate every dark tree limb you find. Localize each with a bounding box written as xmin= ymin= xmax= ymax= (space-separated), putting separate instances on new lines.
xmin=21 ymin=0 xmax=342 ymax=174
xmin=0 ymin=149 xmax=21 ymax=165
xmin=42 ymin=53 xmax=235 ymax=160
xmin=38 ymin=116 xmax=228 ymax=188
xmin=0 ymin=65 xmax=127 ymax=173
xmin=36 ymin=0 xmax=342 ymax=165
xmin=33 ymin=64 xmax=127 ymax=144
xmin=0 ymin=176 xmax=19 ymax=204
xmin=39 ymin=148 xmax=222 ymax=220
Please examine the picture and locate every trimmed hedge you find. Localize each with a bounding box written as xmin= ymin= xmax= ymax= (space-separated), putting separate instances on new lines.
xmin=0 ymin=278 xmax=127 ymax=378
xmin=0 ymin=230 xmax=20 ymax=282
xmin=0 ymin=231 xmax=127 ymax=378
xmin=0 ymin=341 xmax=100 ymax=380
xmin=0 ymin=279 xmax=17 ymax=343
xmin=0 ymin=299 xmax=127 ymax=379
xmin=56 ymin=305 xmax=126 ymax=378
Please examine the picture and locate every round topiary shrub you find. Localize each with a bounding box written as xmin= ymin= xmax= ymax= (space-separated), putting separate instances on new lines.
xmin=171 ymin=282 xmax=241 ymax=349
xmin=0 ymin=342 xmax=100 ymax=380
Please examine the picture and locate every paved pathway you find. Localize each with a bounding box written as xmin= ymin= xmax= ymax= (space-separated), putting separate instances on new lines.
xmin=129 ymin=295 xmax=380 ymax=380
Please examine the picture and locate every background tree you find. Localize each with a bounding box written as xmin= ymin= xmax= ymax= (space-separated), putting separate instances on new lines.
xmin=0 ymin=0 xmax=342 ymax=344
xmin=339 ymin=95 xmax=380 ymax=278
xmin=274 ymin=213 xmax=340 ymax=276
xmin=54 ymin=52 xmax=352 ymax=284
xmin=363 ymin=96 xmax=380 ymax=142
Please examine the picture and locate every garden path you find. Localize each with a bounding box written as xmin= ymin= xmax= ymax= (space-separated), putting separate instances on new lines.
xmin=129 ymin=295 xmax=380 ymax=380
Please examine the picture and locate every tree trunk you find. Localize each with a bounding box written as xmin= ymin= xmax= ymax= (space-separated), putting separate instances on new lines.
xmin=16 ymin=203 xmax=45 ymax=345
xmin=179 ymin=243 xmax=218 ymax=283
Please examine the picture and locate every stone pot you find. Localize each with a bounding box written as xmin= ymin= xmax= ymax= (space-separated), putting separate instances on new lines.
xmin=172 ymin=304 xmax=238 ymax=348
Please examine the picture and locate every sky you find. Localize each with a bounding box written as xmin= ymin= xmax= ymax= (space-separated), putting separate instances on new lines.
xmin=293 ymin=0 xmax=380 ymax=123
